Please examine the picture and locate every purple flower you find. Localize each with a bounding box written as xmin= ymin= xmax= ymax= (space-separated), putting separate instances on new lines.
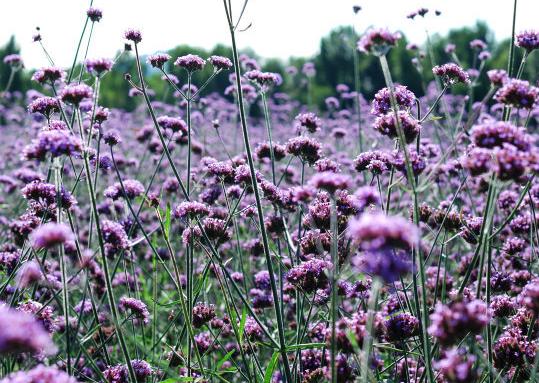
xmin=85 ymin=58 xmax=113 ymax=75
xmin=32 ymin=67 xmax=65 ymax=84
xmin=286 ymin=259 xmax=331 ymax=292
xmin=384 ymin=313 xmax=419 ymax=341
xmin=0 ymin=306 xmax=57 ymax=355
xmin=435 ymin=348 xmax=478 ymax=383
xmin=354 ymin=150 xmax=392 ymax=174
xmin=147 ymin=53 xmax=171 ymax=68
xmin=295 ymin=112 xmax=322 ymax=133
xmin=0 ymin=365 xmax=78 ymax=383
xmin=101 ymin=219 xmax=129 ymax=250
xmin=285 ymin=136 xmax=322 ymax=165
xmin=60 ymin=84 xmax=93 ymax=105
xmin=493 ymin=328 xmax=534 ymax=369
xmin=103 ymin=360 xmax=153 ymax=383
xmin=87 ymin=7 xmax=103 ymax=22
xmin=3 ymin=54 xmax=23 ymax=68
xmin=209 ymin=55 xmax=233 ymax=70
xmin=174 ymin=54 xmax=206 ymax=72
xmin=469 ymin=39 xmax=487 ymax=50
xmin=15 ymin=260 xmax=42 ymax=288
xmin=353 ymin=249 xmax=411 ymax=283
xmin=347 ymin=213 xmax=418 ymax=251
xmin=157 ymin=115 xmax=187 ymax=134
xmin=192 ymin=302 xmax=216 ymax=328
xmin=487 ymin=69 xmax=508 ymax=86
xmin=432 ymin=63 xmax=470 ymax=85
xmin=28 ymin=97 xmax=60 ymax=118
xmin=371 ymin=84 xmax=415 ymax=115
xmin=244 ymin=70 xmax=282 ymax=91
xmin=119 ymin=296 xmax=150 ymax=325
xmin=428 ymin=299 xmax=489 ymax=346
xmin=495 ymin=79 xmax=538 ymax=109
xmin=515 ymin=30 xmax=539 ymax=52
xmin=357 ymin=28 xmax=401 ymax=55
xmin=302 ymin=62 xmax=316 ymax=77
xmin=110 ymin=179 xmax=144 ymax=200
xmin=517 ymin=279 xmax=539 ymax=314
xmin=124 ymin=28 xmax=142 ymax=43
xmin=30 ymin=222 xmax=74 ymax=249
xmin=103 ymin=129 xmax=122 ymax=146
xmin=309 ymin=172 xmax=351 ymax=194
xmin=470 ymin=121 xmax=531 ymax=151
xmin=24 ymin=129 xmax=83 ymax=160
xmin=373 ymin=111 xmax=421 ymax=143
xmin=173 ymin=201 xmax=210 ymax=220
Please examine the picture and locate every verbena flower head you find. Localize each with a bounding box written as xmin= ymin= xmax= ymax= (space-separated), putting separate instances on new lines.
xmin=373 ymin=111 xmax=421 ymax=143
xmin=487 ymin=69 xmax=508 ymax=86
xmin=495 ymin=79 xmax=538 ymax=109
xmin=469 ymin=39 xmax=487 ymax=50
xmin=60 ymin=84 xmax=93 ymax=105
xmin=157 ymin=115 xmax=187 ymax=134
xmin=174 ymin=54 xmax=206 ymax=72
xmin=428 ymin=299 xmax=489 ymax=346
xmin=295 ymin=112 xmax=321 ymax=133
xmin=371 ymin=84 xmax=415 ymax=115
xmin=515 ymin=30 xmax=539 ymax=52
xmin=435 ymin=348 xmax=478 ymax=383
xmin=347 ymin=212 xmax=418 ymax=251
xmin=192 ymin=302 xmax=216 ymax=328
xmin=124 ymin=28 xmax=142 ymax=43
xmin=86 ymin=7 xmax=103 ymax=22
xmin=286 ymin=259 xmax=331 ymax=293
xmin=28 ymin=97 xmax=60 ymax=118
xmin=0 ymin=306 xmax=57 ymax=355
xmin=302 ymin=62 xmax=316 ymax=77
xmin=357 ymin=28 xmax=401 ymax=56
xmin=31 ymin=66 xmax=65 ymax=84
xmin=30 ymin=222 xmax=74 ymax=249
xmin=209 ymin=55 xmax=233 ymax=70
xmin=101 ymin=219 xmax=129 ymax=250
xmin=384 ymin=313 xmax=419 ymax=341
xmin=147 ymin=53 xmax=171 ymax=69
xmin=432 ymin=63 xmax=470 ymax=85
xmin=285 ymin=136 xmax=322 ymax=165
xmin=173 ymin=201 xmax=210 ymax=220
xmin=244 ymin=70 xmax=282 ymax=91
xmin=85 ymin=57 xmax=113 ymax=75
xmin=309 ymin=172 xmax=351 ymax=194
xmin=0 ymin=365 xmax=78 ymax=383
xmin=24 ymin=129 xmax=83 ymax=160
xmin=119 ymin=296 xmax=150 ymax=325
xmin=3 ymin=54 xmax=23 ymax=68
xmin=517 ymin=279 xmax=539 ymax=314
xmin=470 ymin=121 xmax=532 ymax=151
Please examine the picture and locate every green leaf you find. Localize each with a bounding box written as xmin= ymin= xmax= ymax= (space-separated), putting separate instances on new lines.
xmin=215 ymin=350 xmax=235 ymax=371
xmin=238 ymin=305 xmax=247 ymax=344
xmin=263 ymin=351 xmax=280 ymax=383
xmin=286 ymin=342 xmax=325 ymax=351
xmin=165 ymin=203 xmax=171 ymax=238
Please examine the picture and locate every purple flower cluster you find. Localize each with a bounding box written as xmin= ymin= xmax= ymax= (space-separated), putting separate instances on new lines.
xmin=432 ymin=63 xmax=470 ymax=85
xmin=357 ymin=28 xmax=401 ymax=55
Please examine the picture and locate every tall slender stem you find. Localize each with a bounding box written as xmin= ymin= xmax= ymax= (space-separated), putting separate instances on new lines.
xmin=222 ymin=2 xmax=292 ymax=381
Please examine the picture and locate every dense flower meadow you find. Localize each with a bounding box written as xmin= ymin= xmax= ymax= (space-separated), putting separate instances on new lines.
xmin=1 ymin=2 xmax=539 ymax=383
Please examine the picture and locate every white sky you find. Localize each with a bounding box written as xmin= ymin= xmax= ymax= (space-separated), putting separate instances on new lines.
xmin=1 ymin=0 xmax=537 ymax=69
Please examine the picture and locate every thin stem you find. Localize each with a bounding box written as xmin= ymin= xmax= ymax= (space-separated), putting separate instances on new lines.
xmin=329 ymin=196 xmax=338 ymax=383
xmin=222 ymin=2 xmax=292 ymax=381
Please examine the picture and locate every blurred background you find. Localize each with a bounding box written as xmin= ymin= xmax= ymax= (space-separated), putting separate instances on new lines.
xmin=1 ymin=0 xmax=537 ymax=110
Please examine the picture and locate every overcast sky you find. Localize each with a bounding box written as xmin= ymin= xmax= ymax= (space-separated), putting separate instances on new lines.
xmin=1 ymin=0 xmax=537 ymax=69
